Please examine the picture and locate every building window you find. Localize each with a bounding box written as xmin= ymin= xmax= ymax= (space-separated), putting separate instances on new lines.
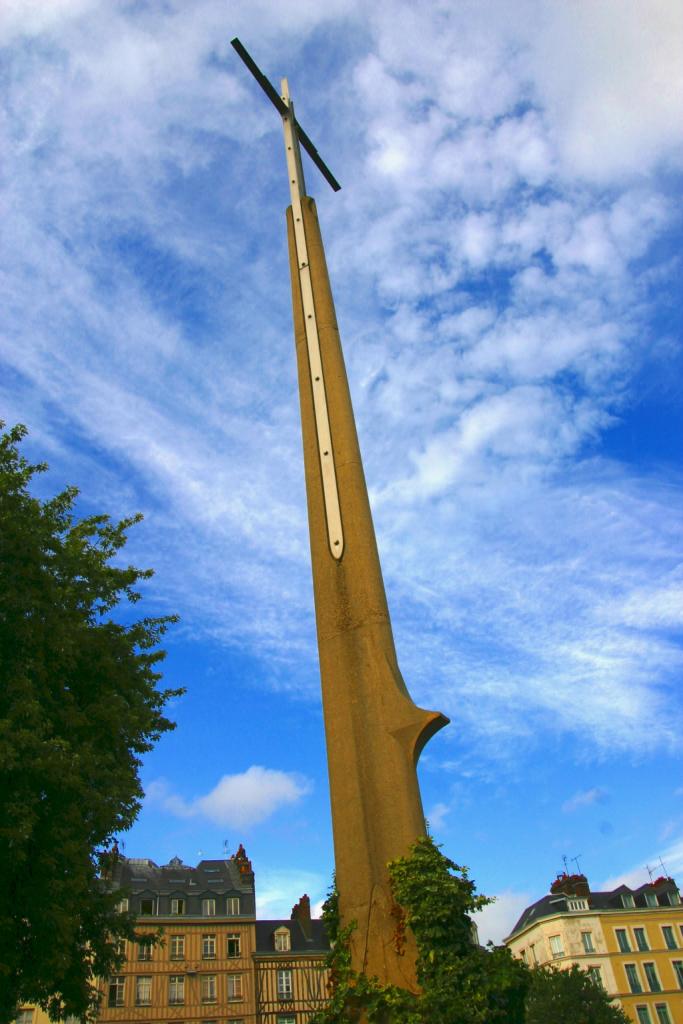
xmin=138 ymin=939 xmax=153 ymax=961
xmin=227 ymin=896 xmax=240 ymax=916
xmin=634 ymin=928 xmax=649 ymax=951
xmin=202 ymin=934 xmax=216 ymax=959
xmin=662 ymin=926 xmax=677 ymax=950
xmin=277 ymin=969 xmax=293 ymax=999
xmin=636 ymin=1008 xmax=652 ymax=1024
xmin=520 ymin=949 xmax=527 ymax=963
xmin=581 ymin=932 xmax=594 ymax=953
xmin=202 ymin=898 xmax=216 ymax=917
xmin=615 ymin=929 xmax=631 ymax=953
xmin=227 ymin=974 xmax=243 ymax=1001
xmin=625 ymin=965 xmax=642 ymax=994
xmin=16 ymin=1011 xmax=33 ymax=1024
xmin=655 ymin=1006 xmax=672 ymax=1024
xmin=135 ymin=976 xmax=152 ymax=1005
xmin=116 ymin=898 xmax=129 ymax=913
xmin=169 ymin=975 xmax=185 ymax=1005
xmin=586 ymin=967 xmax=602 ymax=987
xmin=170 ymin=934 xmax=185 ymax=960
xmin=171 ymin=898 xmax=186 ymax=916
xmin=227 ymin=933 xmax=241 ymax=958
xmin=274 ymin=927 xmax=291 ymax=952
xmin=529 ymin=943 xmax=538 ymax=964
xmin=668 ymin=890 xmax=681 ymax=905
xmin=277 ymin=1017 xmax=296 ymax=1024
xmin=672 ymin=961 xmax=683 ymax=988
xmin=621 ymin=893 xmax=635 ymax=908
xmin=645 ymin=891 xmax=658 ymax=908
xmin=108 ymin=977 xmax=125 ymax=1007
xmin=549 ymin=935 xmax=564 ymax=958
xmin=140 ymin=897 xmax=155 ymax=915
xmin=644 ymin=963 xmax=661 ymax=992
xmin=568 ymin=898 xmax=588 ymax=911
xmin=200 ymin=975 xmax=216 ymax=1003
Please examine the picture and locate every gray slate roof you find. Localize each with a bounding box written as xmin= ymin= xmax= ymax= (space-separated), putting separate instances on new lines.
xmin=509 ymin=879 xmax=680 ymax=938
xmin=255 ymin=919 xmax=330 ymax=954
xmin=113 ymin=856 xmax=254 ymax=893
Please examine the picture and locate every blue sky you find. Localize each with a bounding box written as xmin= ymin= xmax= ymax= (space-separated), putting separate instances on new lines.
xmin=1 ymin=0 xmax=682 ymax=943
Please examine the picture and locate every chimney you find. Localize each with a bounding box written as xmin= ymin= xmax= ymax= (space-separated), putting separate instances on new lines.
xmin=291 ymin=893 xmax=312 ymax=940
xmin=550 ymin=873 xmax=590 ymax=899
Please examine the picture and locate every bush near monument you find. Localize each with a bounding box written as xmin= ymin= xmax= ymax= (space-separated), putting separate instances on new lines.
xmin=312 ymin=835 xmax=630 ymax=1024
xmin=0 ymin=424 xmax=181 ymax=1021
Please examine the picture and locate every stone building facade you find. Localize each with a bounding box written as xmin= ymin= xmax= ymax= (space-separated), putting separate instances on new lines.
xmin=505 ymin=872 xmax=683 ymax=1024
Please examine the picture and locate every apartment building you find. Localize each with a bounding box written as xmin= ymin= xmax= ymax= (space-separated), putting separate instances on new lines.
xmin=78 ymin=846 xmax=328 ymax=1024
xmin=505 ymin=872 xmax=683 ymax=1024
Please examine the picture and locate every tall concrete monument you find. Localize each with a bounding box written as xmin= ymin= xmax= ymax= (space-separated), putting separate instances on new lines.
xmin=232 ymin=40 xmax=449 ymax=992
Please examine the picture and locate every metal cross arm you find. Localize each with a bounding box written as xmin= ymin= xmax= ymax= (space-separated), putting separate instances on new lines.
xmin=230 ymin=38 xmax=341 ymax=192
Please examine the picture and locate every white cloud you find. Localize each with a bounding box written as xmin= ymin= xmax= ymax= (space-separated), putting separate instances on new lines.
xmin=255 ymin=868 xmax=328 ymax=920
xmin=1 ymin=0 xmax=681 ymax=763
xmin=146 ymin=767 xmax=312 ymax=828
xmin=603 ymin=836 xmax=683 ymax=891
xmin=562 ymin=787 xmax=609 ymax=814
xmin=426 ymin=802 xmax=450 ymax=832
xmin=473 ymin=890 xmax=533 ymax=946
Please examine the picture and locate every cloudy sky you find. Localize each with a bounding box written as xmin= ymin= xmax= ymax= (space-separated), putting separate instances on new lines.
xmin=2 ymin=0 xmax=682 ymax=943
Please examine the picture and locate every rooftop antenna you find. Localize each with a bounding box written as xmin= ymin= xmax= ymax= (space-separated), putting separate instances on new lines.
xmin=659 ymin=856 xmax=670 ymax=878
xmin=572 ymin=854 xmax=583 ymax=875
xmin=223 ymin=839 xmax=229 ymax=857
xmin=646 ymin=863 xmax=656 ymax=882
xmin=562 ymin=854 xmax=569 ymax=874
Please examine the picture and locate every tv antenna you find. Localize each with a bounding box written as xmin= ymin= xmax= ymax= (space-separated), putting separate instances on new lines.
xmin=572 ymin=854 xmax=583 ymax=874
xmin=223 ymin=839 xmax=229 ymax=856
xmin=646 ymin=863 xmax=656 ymax=882
xmin=562 ymin=855 xmax=569 ymax=874
xmin=230 ymin=38 xmax=341 ymax=193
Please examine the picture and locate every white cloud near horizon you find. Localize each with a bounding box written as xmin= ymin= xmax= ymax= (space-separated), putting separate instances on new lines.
xmin=603 ymin=835 xmax=683 ymax=892
xmin=473 ymin=890 xmax=533 ymax=946
xmin=146 ymin=767 xmax=313 ymax=829
xmin=255 ymin=867 xmax=328 ymax=921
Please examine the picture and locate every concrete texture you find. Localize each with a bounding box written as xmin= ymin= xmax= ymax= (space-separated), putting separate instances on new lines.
xmin=286 ymin=196 xmax=449 ymax=991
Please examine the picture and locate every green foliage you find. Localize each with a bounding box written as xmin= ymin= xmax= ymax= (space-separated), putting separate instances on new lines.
xmin=311 ymin=836 xmax=529 ymax=1024
xmin=526 ymin=964 xmax=631 ymax=1024
xmin=0 ymin=424 xmax=182 ymax=1020
xmin=312 ymin=839 xmax=629 ymax=1023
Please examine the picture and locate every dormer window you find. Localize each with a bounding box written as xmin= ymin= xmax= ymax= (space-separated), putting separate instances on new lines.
xmin=568 ymin=898 xmax=588 ymax=912
xmin=274 ymin=927 xmax=291 ymax=952
xmin=622 ymin=894 xmax=635 ymax=908
xmin=645 ymin=891 xmax=657 ymax=908
xmin=116 ymin=897 xmax=129 ymax=913
xmin=140 ymin=897 xmax=156 ymax=916
xmin=171 ymin=898 xmax=186 ymax=916
xmin=202 ymin=898 xmax=216 ymax=916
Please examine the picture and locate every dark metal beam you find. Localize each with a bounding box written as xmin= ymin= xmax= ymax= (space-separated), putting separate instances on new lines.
xmin=230 ymin=37 xmax=341 ymax=192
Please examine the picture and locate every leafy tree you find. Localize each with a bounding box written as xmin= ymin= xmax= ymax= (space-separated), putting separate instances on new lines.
xmin=0 ymin=424 xmax=182 ymax=1020
xmin=312 ymin=835 xmax=529 ymax=1024
xmin=526 ymin=963 xmax=630 ymax=1024
xmin=313 ymin=837 xmax=632 ymax=1023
